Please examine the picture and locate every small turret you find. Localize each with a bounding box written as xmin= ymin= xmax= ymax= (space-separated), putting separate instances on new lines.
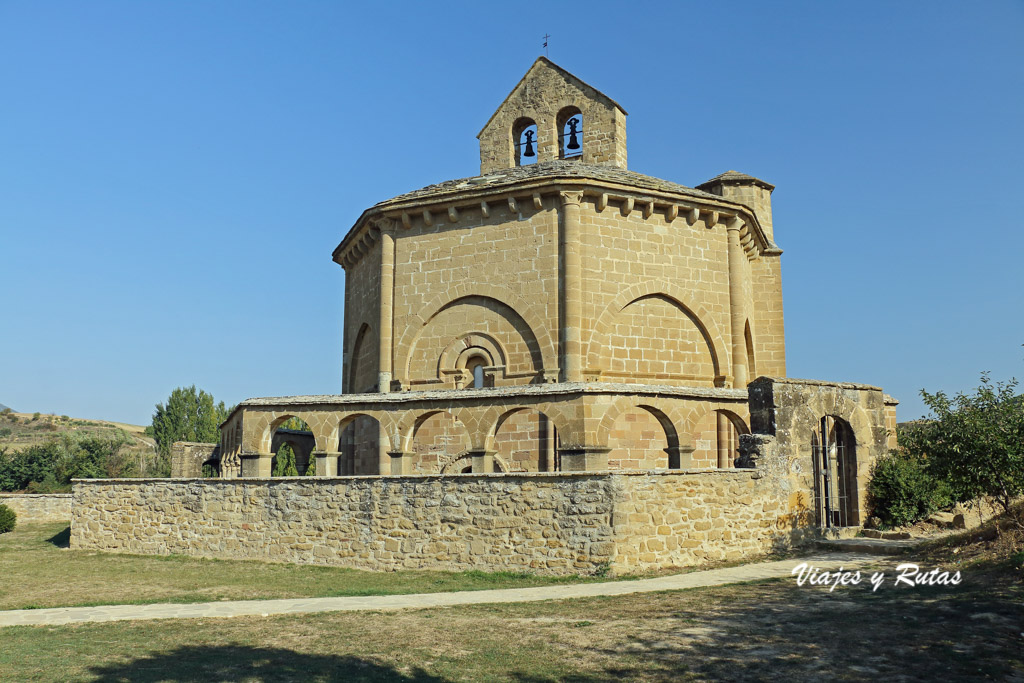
xmin=697 ymin=171 xmax=775 ymax=242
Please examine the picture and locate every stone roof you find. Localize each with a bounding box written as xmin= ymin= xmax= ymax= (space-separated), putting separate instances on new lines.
xmin=697 ymin=170 xmax=775 ymax=192
xmin=223 ymin=382 xmax=749 ymax=425
xmin=372 ymin=160 xmax=726 ymax=210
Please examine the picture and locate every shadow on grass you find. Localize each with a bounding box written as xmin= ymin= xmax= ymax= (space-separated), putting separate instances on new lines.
xmin=86 ymin=645 xmax=448 ymax=682
xmin=510 ymin=567 xmax=1024 ymax=682
xmin=47 ymin=526 xmax=70 ymax=548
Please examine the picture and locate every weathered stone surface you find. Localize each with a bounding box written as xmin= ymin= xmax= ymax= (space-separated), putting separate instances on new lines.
xmin=170 ymin=442 xmax=219 ymax=478
xmin=0 ymin=493 xmax=71 ymax=522
xmin=71 ymin=470 xmax=793 ymax=576
xmin=928 ymin=511 xmax=956 ymax=528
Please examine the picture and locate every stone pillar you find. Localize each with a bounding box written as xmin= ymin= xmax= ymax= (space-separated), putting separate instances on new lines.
xmin=469 ymin=449 xmax=495 ymax=473
xmin=559 ymin=447 xmax=609 ymax=471
xmin=378 ymin=438 xmax=391 ymax=475
xmin=560 ymin=190 xmax=584 ymax=383
xmin=387 ymin=451 xmax=408 ymax=475
xmin=665 ymin=444 xmax=695 ymax=469
xmin=315 ymin=452 xmax=339 ymax=476
xmin=240 ymin=453 xmax=272 ymax=478
xmin=377 ymin=219 xmax=395 ymax=392
xmin=729 ymin=427 xmax=737 ymax=468
xmin=726 ymin=216 xmax=749 ymax=388
xmin=717 ymin=412 xmax=731 ymax=469
xmin=542 ymin=416 xmax=556 ymax=472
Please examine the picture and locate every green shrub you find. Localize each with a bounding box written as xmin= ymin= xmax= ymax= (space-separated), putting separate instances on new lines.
xmin=868 ymin=451 xmax=951 ymax=528
xmin=26 ymin=473 xmax=64 ymax=494
xmin=0 ymin=504 xmax=16 ymax=534
xmin=0 ymin=433 xmax=137 ymax=492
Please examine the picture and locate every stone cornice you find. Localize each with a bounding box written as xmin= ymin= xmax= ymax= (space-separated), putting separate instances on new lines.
xmin=333 ymin=177 xmax=773 ymax=268
xmin=220 ymin=382 xmax=748 ymax=427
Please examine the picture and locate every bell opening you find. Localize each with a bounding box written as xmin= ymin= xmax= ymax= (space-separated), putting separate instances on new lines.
xmin=513 ymin=118 xmax=539 ymax=167
xmin=557 ymin=107 xmax=583 ymax=160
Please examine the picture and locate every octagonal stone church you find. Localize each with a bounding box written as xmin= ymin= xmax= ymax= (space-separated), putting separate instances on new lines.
xmin=221 ymin=57 xmax=791 ymax=476
xmin=120 ymin=58 xmax=899 ymax=572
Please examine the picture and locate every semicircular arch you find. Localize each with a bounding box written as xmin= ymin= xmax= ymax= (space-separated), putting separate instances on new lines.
xmin=584 ymin=283 xmax=727 ymax=381
xmin=396 ymin=286 xmax=555 ymax=383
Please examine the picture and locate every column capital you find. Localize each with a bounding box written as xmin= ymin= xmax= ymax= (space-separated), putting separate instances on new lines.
xmin=664 ymin=445 xmax=695 ymax=469
xmin=372 ymin=216 xmax=397 ymax=235
xmin=725 ymin=215 xmax=744 ymax=232
xmin=559 ymin=189 xmax=584 ymax=206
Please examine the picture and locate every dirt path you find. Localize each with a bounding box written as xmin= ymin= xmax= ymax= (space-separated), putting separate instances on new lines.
xmin=0 ymin=551 xmax=879 ymax=627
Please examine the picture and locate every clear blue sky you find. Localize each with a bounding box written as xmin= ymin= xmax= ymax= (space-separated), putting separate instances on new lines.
xmin=1 ymin=1 xmax=1022 ymax=426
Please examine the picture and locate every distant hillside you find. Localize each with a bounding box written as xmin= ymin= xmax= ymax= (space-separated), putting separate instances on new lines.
xmin=0 ymin=403 xmax=10 ymax=412
xmin=0 ymin=411 xmax=154 ymax=453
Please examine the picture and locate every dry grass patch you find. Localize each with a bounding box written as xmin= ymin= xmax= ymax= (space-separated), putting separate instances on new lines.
xmin=1 ymin=563 xmax=1020 ymax=681
xmin=0 ymin=523 xmax=644 ymax=611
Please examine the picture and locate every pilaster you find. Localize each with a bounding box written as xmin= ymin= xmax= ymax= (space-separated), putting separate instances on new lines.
xmin=726 ymin=216 xmax=750 ymax=388
xmin=377 ymin=218 xmax=396 ymax=393
xmin=560 ymin=190 xmax=585 ymax=383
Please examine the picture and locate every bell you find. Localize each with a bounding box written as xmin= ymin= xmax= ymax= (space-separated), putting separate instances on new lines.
xmin=566 ymin=117 xmax=581 ymax=150
xmin=522 ymin=130 xmax=536 ymax=158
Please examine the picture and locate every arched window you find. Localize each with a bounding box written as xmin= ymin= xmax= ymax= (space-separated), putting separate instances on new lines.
xmin=512 ymin=117 xmax=538 ymax=166
xmin=557 ymin=107 xmax=583 ymax=160
xmin=466 ymin=357 xmax=487 ymax=389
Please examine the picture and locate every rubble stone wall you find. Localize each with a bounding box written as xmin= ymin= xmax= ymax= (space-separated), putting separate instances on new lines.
xmin=71 ymin=469 xmax=793 ymax=575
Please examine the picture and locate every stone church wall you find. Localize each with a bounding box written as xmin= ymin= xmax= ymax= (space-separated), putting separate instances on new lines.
xmin=393 ymin=199 xmax=559 ymax=390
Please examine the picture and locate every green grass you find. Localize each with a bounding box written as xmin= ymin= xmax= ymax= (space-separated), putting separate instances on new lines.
xmin=0 ymin=523 xmax=634 ymax=611
xmin=0 ymin=562 xmax=1020 ymax=681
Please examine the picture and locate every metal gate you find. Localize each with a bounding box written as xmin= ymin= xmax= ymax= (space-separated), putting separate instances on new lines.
xmin=811 ymin=416 xmax=857 ymax=528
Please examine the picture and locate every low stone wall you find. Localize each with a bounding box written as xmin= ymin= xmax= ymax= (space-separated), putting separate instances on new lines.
xmin=71 ymin=469 xmax=796 ymax=575
xmin=0 ymin=493 xmax=72 ymax=523
xmin=613 ymin=471 xmax=789 ymax=571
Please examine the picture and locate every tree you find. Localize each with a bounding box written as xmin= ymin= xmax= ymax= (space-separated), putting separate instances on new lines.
xmin=901 ymin=373 xmax=1024 ymax=516
xmin=150 ymin=386 xmax=231 ymax=475
xmin=275 ymin=417 xmax=314 ymax=476
xmin=272 ymin=443 xmax=299 ymax=477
